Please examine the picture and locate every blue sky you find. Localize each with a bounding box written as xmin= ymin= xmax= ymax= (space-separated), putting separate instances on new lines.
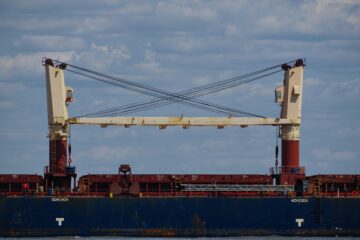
xmin=0 ymin=0 xmax=359 ymax=177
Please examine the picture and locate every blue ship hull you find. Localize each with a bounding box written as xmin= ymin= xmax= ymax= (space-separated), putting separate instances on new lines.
xmin=1 ymin=196 xmax=360 ymax=237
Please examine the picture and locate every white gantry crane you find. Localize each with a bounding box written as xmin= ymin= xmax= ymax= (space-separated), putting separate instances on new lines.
xmin=43 ymin=58 xmax=304 ymax=191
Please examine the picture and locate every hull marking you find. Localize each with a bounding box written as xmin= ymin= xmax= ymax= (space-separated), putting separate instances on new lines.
xmin=52 ymin=197 xmax=69 ymax=202
xmin=291 ymin=198 xmax=308 ymax=203
xmin=56 ymin=217 xmax=64 ymax=226
xmin=295 ymin=218 xmax=304 ymax=227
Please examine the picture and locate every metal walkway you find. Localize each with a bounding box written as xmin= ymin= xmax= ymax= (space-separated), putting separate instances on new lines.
xmin=181 ymin=184 xmax=294 ymax=192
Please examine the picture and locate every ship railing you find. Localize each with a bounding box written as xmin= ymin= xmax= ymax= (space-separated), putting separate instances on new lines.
xmin=180 ymin=184 xmax=294 ymax=192
xmin=269 ymin=166 xmax=305 ymax=175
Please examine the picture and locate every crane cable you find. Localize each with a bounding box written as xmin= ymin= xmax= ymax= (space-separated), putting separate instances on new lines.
xmin=54 ymin=60 xmax=278 ymax=117
xmin=66 ymin=68 xmax=264 ymax=117
xmin=78 ymin=70 xmax=281 ymax=117
xmin=49 ymin=59 xmax=296 ymax=117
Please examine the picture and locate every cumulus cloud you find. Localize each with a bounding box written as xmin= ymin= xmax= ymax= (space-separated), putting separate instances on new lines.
xmin=164 ymin=36 xmax=205 ymax=52
xmin=332 ymin=127 xmax=360 ymax=138
xmin=0 ymin=51 xmax=74 ymax=76
xmin=255 ymin=0 xmax=360 ymax=36
xmin=192 ymin=76 xmax=212 ymax=86
xmin=225 ymin=24 xmax=238 ymax=36
xmin=136 ymin=50 xmax=163 ymax=74
xmin=321 ymin=78 xmax=360 ymax=99
xmin=0 ymin=43 xmax=132 ymax=76
xmin=305 ymin=78 xmax=360 ymax=103
xmin=0 ymin=18 xmax=73 ymax=32
xmin=111 ymin=3 xmax=153 ymax=15
xmin=74 ymin=17 xmax=110 ymax=34
xmin=304 ymin=78 xmax=324 ymax=88
xmin=311 ymin=148 xmax=357 ymax=161
xmin=77 ymin=145 xmax=140 ymax=162
xmin=14 ymin=35 xmax=86 ymax=50
xmin=73 ymin=43 xmax=131 ymax=70
xmin=156 ymin=1 xmax=217 ymax=21
xmin=308 ymin=147 xmax=360 ymax=173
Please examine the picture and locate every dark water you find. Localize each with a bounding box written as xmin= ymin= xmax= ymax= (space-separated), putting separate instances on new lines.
xmin=2 ymin=237 xmax=360 ymax=240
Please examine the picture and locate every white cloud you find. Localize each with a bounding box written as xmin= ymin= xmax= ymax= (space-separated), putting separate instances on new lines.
xmin=0 ymin=51 xmax=75 ymax=76
xmin=77 ymin=145 xmax=140 ymax=162
xmin=319 ymin=78 xmax=360 ymax=99
xmin=165 ymin=36 xmax=204 ymax=52
xmin=255 ymin=0 xmax=360 ymax=35
xmin=306 ymin=147 xmax=360 ymax=173
xmin=111 ymin=3 xmax=153 ymax=15
xmin=73 ymin=43 xmax=131 ymax=70
xmin=74 ymin=17 xmax=110 ymax=34
xmin=256 ymin=16 xmax=280 ymax=32
xmin=332 ymin=127 xmax=360 ymax=138
xmin=225 ymin=24 xmax=238 ymax=36
xmin=90 ymin=43 xmax=130 ymax=59
xmin=0 ymin=43 xmax=132 ymax=76
xmin=192 ymin=76 xmax=212 ymax=86
xmin=216 ymin=82 xmax=276 ymax=105
xmin=311 ymin=148 xmax=357 ymax=161
xmin=177 ymin=138 xmax=238 ymax=155
xmin=0 ymin=18 xmax=72 ymax=32
xmin=137 ymin=50 xmax=163 ymax=74
xmin=304 ymin=78 xmax=324 ymax=88
xmin=144 ymin=50 xmax=156 ymax=62
xmin=14 ymin=35 xmax=86 ymax=50
xmin=156 ymin=1 xmax=217 ymax=21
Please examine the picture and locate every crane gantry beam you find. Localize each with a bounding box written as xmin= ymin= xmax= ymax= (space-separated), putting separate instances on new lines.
xmin=68 ymin=116 xmax=298 ymax=128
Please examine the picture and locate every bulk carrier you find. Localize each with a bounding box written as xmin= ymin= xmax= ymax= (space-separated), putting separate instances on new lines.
xmin=0 ymin=58 xmax=359 ymax=237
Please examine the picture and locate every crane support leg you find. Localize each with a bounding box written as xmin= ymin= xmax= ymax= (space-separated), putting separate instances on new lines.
xmin=49 ymin=139 xmax=67 ymax=173
xmin=282 ymin=140 xmax=299 ymax=170
xmin=44 ymin=58 xmax=76 ymax=193
xmin=281 ymin=124 xmax=300 ymax=171
xmin=276 ymin=60 xmax=305 ymax=186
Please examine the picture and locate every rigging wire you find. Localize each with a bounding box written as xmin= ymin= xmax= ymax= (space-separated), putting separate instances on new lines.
xmin=49 ymin=59 xmax=296 ymax=117
xmin=66 ymin=68 xmax=264 ymax=117
xmin=86 ymin=70 xmax=281 ymax=117
xmin=74 ymin=63 xmax=283 ymax=117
